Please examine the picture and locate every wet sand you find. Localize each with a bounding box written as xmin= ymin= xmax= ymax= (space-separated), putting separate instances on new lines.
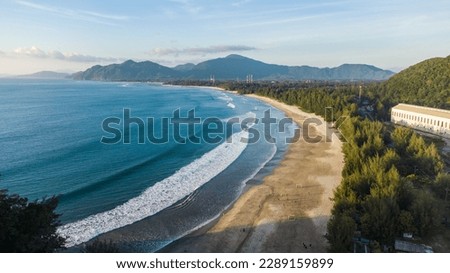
xmin=164 ymin=94 xmax=344 ymax=252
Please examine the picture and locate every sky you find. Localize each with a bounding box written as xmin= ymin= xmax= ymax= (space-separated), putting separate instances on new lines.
xmin=0 ymin=0 xmax=449 ymax=74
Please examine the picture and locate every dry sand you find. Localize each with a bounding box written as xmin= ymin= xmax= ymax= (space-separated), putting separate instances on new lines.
xmin=165 ymin=94 xmax=344 ymax=253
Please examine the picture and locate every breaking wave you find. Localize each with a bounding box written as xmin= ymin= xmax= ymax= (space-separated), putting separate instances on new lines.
xmin=58 ymin=117 xmax=254 ymax=247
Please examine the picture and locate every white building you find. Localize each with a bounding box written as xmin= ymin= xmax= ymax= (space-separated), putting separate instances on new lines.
xmin=391 ymin=103 xmax=450 ymax=137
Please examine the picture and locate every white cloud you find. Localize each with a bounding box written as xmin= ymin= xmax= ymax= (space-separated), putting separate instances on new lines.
xmin=150 ymin=45 xmax=256 ymax=56
xmin=16 ymin=0 xmax=129 ymax=25
xmin=12 ymin=46 xmax=120 ymax=63
xmin=169 ymin=0 xmax=203 ymax=15
xmin=151 ymin=48 xmax=179 ymax=56
xmin=81 ymin=11 xmax=129 ymax=21
xmin=232 ymin=0 xmax=252 ymax=7
xmin=64 ymin=53 xmax=119 ymax=63
xmin=14 ymin=46 xmax=46 ymax=57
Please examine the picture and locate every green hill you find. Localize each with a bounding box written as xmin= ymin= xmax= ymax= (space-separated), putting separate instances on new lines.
xmin=382 ymin=55 xmax=450 ymax=109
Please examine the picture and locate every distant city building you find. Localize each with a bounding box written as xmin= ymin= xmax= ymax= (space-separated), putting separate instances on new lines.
xmin=391 ymin=103 xmax=450 ymax=137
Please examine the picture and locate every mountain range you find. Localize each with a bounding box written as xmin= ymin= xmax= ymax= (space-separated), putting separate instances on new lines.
xmin=18 ymin=71 xmax=70 ymax=79
xmin=72 ymin=54 xmax=395 ymax=81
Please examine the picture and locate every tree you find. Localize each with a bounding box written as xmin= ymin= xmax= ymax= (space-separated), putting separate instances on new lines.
xmin=326 ymin=213 xmax=356 ymax=252
xmin=0 ymin=190 xmax=66 ymax=252
xmin=360 ymin=197 xmax=400 ymax=245
xmin=391 ymin=127 xmax=413 ymax=156
xmin=432 ymin=173 xmax=450 ymax=200
xmin=397 ymin=210 xmax=417 ymax=235
xmin=410 ymin=190 xmax=441 ymax=236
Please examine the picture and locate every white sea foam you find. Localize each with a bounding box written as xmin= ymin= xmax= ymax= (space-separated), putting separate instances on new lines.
xmin=152 ymin=143 xmax=278 ymax=252
xmin=57 ymin=116 xmax=254 ymax=247
xmin=217 ymin=94 xmax=232 ymax=102
xmin=227 ymin=102 xmax=236 ymax=109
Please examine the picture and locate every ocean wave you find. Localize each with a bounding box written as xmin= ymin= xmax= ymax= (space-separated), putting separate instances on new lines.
xmin=151 ymin=143 xmax=278 ymax=252
xmin=217 ymin=94 xmax=232 ymax=102
xmin=57 ymin=117 xmax=253 ymax=247
xmin=59 ymin=143 xmax=180 ymax=202
xmin=217 ymin=94 xmax=236 ymax=109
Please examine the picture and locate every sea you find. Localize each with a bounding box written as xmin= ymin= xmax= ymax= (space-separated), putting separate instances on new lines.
xmin=0 ymin=78 xmax=295 ymax=252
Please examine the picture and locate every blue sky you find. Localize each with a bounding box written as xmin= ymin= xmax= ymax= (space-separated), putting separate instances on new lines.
xmin=0 ymin=0 xmax=449 ymax=74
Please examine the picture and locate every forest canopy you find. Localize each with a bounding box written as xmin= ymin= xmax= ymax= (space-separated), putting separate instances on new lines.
xmin=381 ymin=55 xmax=450 ymax=109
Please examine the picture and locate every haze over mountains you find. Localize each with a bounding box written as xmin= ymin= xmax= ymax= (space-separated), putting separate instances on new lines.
xmin=18 ymin=71 xmax=70 ymax=79
xmin=72 ymin=54 xmax=395 ymax=81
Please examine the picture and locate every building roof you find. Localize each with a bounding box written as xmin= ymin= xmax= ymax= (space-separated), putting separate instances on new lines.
xmin=394 ymin=239 xmax=433 ymax=253
xmin=392 ymin=103 xmax=450 ymax=120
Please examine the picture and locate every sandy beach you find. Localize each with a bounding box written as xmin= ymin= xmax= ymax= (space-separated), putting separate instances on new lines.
xmin=164 ymin=94 xmax=344 ymax=253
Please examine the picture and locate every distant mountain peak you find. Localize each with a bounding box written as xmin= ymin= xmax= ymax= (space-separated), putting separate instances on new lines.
xmin=122 ymin=59 xmax=137 ymax=65
xmin=173 ymin=63 xmax=195 ymax=71
xmin=338 ymin=63 xmax=385 ymax=70
xmin=224 ymin=54 xmax=249 ymax=59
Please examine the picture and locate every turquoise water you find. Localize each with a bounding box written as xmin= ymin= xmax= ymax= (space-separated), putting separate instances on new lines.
xmin=0 ymin=79 xmax=294 ymax=250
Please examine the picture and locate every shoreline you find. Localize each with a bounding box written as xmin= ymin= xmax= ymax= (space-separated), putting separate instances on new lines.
xmin=70 ymin=85 xmax=343 ymax=252
xmin=74 ymin=86 xmax=287 ymax=252
xmin=162 ymin=83 xmax=238 ymax=94
xmin=162 ymin=93 xmax=344 ymax=252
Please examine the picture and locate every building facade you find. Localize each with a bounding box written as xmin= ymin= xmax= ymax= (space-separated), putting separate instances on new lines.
xmin=391 ymin=103 xmax=450 ymax=137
